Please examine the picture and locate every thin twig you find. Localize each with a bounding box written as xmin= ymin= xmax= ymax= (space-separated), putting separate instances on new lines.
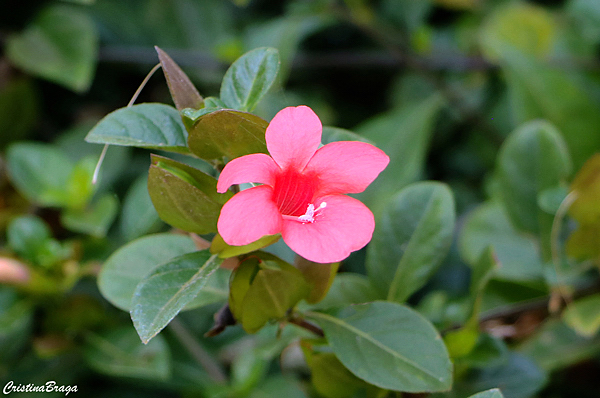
xmin=288 ymin=317 xmax=325 ymax=337
xmin=168 ymin=317 xmax=228 ymax=383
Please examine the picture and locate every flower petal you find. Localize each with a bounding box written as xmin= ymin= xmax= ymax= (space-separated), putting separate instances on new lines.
xmin=217 ymin=153 xmax=280 ymax=193
xmin=305 ymin=141 xmax=390 ymax=195
xmin=281 ymin=195 xmax=375 ymax=263
xmin=266 ymin=106 xmax=322 ymax=170
xmin=218 ymin=185 xmax=282 ymax=246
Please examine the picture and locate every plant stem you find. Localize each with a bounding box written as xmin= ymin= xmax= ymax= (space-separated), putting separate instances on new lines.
xmin=288 ymin=316 xmax=325 ymax=337
xmin=168 ymin=317 xmax=228 ymax=384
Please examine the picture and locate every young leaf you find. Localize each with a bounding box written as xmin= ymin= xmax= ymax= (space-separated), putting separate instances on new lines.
xmin=131 ymin=250 xmax=223 ymax=343
xmin=84 ymin=326 xmax=170 ymax=380
xmin=187 ymin=109 xmax=268 ymax=161
xmin=239 ymin=260 xmax=311 ymax=333
xmin=568 ymin=154 xmax=600 ymax=224
xmin=147 ymin=154 xmax=231 ymax=234
xmin=6 ymin=4 xmax=98 ymax=92
xmin=155 ymin=46 xmax=203 ymax=111
xmin=366 ymin=181 xmax=455 ymax=303
xmin=220 ymin=47 xmax=280 ymax=112
xmin=211 ymin=233 xmax=280 ymax=259
xmin=308 ymin=301 xmax=452 ymax=392
xmin=98 ymin=234 xmax=198 ymax=311
xmin=562 ymin=294 xmax=600 ymax=337
xmin=294 ymin=257 xmax=339 ymax=305
xmin=6 ymin=142 xmax=73 ymax=207
xmin=85 ymin=103 xmax=190 ymax=153
xmin=302 ymin=344 xmax=368 ymax=398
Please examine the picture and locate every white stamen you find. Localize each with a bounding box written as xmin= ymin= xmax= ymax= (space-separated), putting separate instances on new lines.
xmin=297 ymin=202 xmax=327 ymax=223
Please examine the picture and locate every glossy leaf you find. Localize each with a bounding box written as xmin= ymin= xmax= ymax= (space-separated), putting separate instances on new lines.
xmin=468 ymin=389 xmax=505 ymax=398
xmin=6 ymin=4 xmax=98 ymax=92
xmin=60 ymin=194 xmax=118 ymax=237
xmin=155 ymin=46 xmax=203 ymax=111
xmin=309 ymin=273 xmax=379 ymax=311
xmin=220 ymin=47 xmax=280 ymax=112
xmin=85 ymin=103 xmax=189 ymax=153
xmin=119 ymin=174 xmax=163 ymax=241
xmin=6 ymin=142 xmax=73 ymax=207
xmin=366 ymin=182 xmax=455 ymax=302
xmin=187 ymin=109 xmax=268 ymax=161
xmin=148 ymin=155 xmax=230 ymax=234
xmin=295 ymin=257 xmax=339 ymax=305
xmin=84 ymin=326 xmax=170 ymax=380
xmin=97 ymin=233 xmax=198 ymax=311
xmin=460 ymin=353 xmax=546 ymax=398
xmin=459 ymin=201 xmax=544 ymax=281
xmin=308 ymin=301 xmax=452 ymax=392
xmin=131 ymin=250 xmax=223 ymax=343
xmin=562 ymin=294 xmax=600 ymax=337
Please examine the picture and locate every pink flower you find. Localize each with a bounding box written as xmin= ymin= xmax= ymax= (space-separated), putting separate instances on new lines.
xmin=216 ymin=106 xmax=389 ymax=263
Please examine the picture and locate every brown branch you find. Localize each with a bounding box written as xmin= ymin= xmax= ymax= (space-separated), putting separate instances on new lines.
xmin=288 ymin=316 xmax=325 ymax=337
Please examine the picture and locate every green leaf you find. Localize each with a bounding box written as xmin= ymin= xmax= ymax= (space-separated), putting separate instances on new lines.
xmin=155 ymin=46 xmax=203 ymax=111
xmin=97 ymin=233 xmax=198 ymax=311
xmin=459 ymin=201 xmax=544 ymax=281
xmin=568 ymin=154 xmax=600 ymax=224
xmin=7 ymin=215 xmax=52 ymax=259
xmin=220 ymin=47 xmax=280 ymax=112
xmin=131 ymin=250 xmax=223 ymax=343
xmin=468 ymin=389 xmax=505 ymax=398
xmin=64 ymin=155 xmax=97 ymax=210
xmin=147 ymin=154 xmax=230 ymax=234
xmin=460 ymin=353 xmax=546 ymax=398
xmin=355 ymin=94 xmax=444 ymax=212
xmin=211 ymin=233 xmax=280 ymax=259
xmin=497 ymin=120 xmax=571 ymax=237
xmin=60 ymin=194 xmax=118 ymax=237
xmin=302 ymin=344 xmax=368 ymax=398
xmin=7 ymin=215 xmax=68 ymax=268
xmin=230 ymin=255 xmax=311 ymax=333
xmin=187 ymin=109 xmax=268 ymax=161
xmin=308 ymin=301 xmax=452 ymax=392
xmin=85 ymin=103 xmax=190 ymax=153
xmin=241 ymin=261 xmax=311 ymax=333
xmin=295 ymin=257 xmax=339 ymax=305
xmin=84 ymin=326 xmax=170 ymax=380
xmin=309 ymin=273 xmax=379 ymax=311
xmin=562 ymin=294 xmax=600 ymax=337
xmin=366 ymin=181 xmax=455 ymax=303
xmin=6 ymin=4 xmax=98 ymax=92
xmin=6 ymin=142 xmax=73 ymax=207
xmin=120 ymin=174 xmax=163 ymax=241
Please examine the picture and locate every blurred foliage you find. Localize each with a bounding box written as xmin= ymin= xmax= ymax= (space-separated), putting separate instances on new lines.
xmin=2 ymin=0 xmax=600 ymax=397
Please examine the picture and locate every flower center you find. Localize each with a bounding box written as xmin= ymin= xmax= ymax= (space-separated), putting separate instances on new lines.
xmin=298 ymin=202 xmax=327 ymax=223
xmin=272 ymin=169 xmax=318 ymax=217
